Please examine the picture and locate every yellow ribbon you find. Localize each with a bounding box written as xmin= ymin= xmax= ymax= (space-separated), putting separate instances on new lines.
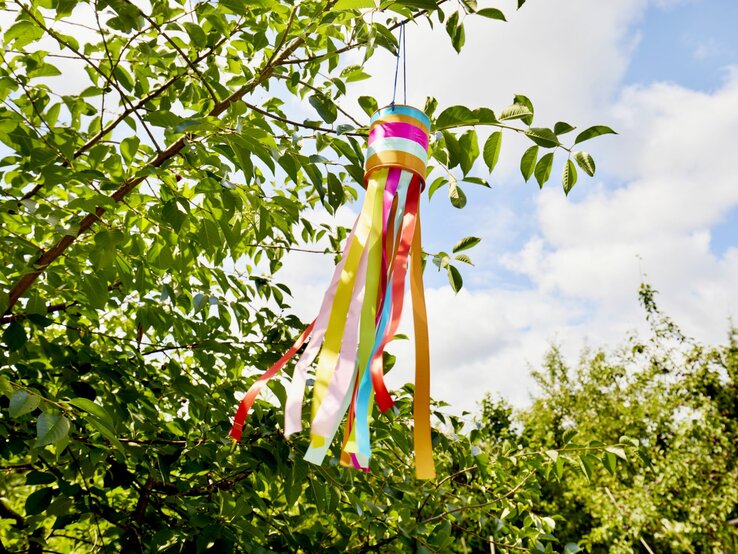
xmin=410 ymin=215 xmax=435 ymax=480
xmin=310 ymin=170 xmax=386 ymax=448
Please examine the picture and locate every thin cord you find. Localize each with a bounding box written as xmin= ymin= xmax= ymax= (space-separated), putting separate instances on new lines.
xmin=402 ymin=21 xmax=407 ymax=104
xmin=391 ymin=22 xmax=407 ymax=109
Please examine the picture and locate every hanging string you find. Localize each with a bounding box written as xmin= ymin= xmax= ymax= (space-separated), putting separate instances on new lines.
xmin=402 ymin=21 xmax=407 ymax=104
xmin=391 ymin=22 xmax=407 ymax=109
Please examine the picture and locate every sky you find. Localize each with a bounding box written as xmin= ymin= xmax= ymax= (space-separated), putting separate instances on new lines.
xmin=277 ymin=0 xmax=738 ymax=413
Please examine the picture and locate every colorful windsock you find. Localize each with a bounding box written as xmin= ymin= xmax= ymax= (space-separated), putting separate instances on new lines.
xmin=230 ymin=105 xmax=435 ymax=480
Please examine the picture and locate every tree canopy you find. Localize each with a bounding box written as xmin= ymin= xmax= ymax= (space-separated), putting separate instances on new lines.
xmin=0 ymin=0 xmax=640 ymax=552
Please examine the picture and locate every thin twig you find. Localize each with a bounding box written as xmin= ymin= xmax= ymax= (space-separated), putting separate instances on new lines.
xmin=243 ymin=101 xmax=366 ymax=136
xmin=280 ymin=0 xmax=447 ymax=65
xmin=417 ymin=465 xmax=477 ymax=517
xmin=124 ymin=0 xmax=219 ymax=104
xmin=421 ymin=472 xmax=533 ymax=524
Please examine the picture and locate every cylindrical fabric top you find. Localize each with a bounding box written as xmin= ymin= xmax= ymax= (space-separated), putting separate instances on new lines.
xmin=364 ymin=105 xmax=431 ymax=187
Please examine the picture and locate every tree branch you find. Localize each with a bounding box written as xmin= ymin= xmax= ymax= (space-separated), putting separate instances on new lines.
xmin=420 ymin=472 xmax=533 ymax=524
xmin=18 ymin=17 xmax=245 ymax=202
xmin=279 ymin=0 xmax=447 ymax=66
xmin=123 ymin=0 xmax=219 ymax=104
xmin=4 ymin=1 xmax=339 ymax=313
xmin=242 ymin=101 xmax=366 ymax=136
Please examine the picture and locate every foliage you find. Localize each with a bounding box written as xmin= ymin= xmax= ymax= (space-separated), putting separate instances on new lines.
xmin=0 ymin=0 xmax=616 ymax=551
xmin=518 ymin=284 xmax=738 ymax=553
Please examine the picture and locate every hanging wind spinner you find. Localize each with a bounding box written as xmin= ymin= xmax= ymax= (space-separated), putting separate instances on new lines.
xmin=230 ymin=25 xmax=435 ymax=480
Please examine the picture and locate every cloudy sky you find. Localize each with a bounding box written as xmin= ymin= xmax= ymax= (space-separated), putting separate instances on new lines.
xmin=279 ymin=0 xmax=738 ymax=412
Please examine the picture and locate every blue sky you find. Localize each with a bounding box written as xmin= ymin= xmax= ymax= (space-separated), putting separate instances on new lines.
xmin=626 ymin=0 xmax=738 ymax=91
xmin=281 ymin=0 xmax=738 ymax=412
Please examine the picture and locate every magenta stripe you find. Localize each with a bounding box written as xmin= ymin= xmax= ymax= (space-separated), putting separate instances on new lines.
xmin=381 ymin=168 xmax=401 ymax=305
xmin=368 ymin=122 xmax=428 ymax=149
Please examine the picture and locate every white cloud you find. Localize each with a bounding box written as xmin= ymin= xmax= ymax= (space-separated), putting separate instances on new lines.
xmin=271 ymin=1 xmax=738 ymax=415
xmin=502 ymin=69 xmax=738 ymax=356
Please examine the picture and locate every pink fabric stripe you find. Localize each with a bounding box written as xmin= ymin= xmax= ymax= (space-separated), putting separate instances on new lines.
xmin=283 ymin=221 xmax=358 ymax=436
xmin=368 ymin=122 xmax=428 ymax=149
xmin=309 ymin=246 xmax=368 ymax=438
xmin=380 ymin=168 xmax=401 ymax=306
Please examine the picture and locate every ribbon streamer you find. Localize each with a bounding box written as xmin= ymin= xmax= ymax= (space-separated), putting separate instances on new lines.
xmin=230 ymin=105 xmax=436 ymax=479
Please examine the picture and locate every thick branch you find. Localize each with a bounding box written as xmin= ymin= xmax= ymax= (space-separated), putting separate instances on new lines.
xmin=0 ymin=301 xmax=77 ymax=325
xmin=0 ymin=499 xmax=25 ymax=529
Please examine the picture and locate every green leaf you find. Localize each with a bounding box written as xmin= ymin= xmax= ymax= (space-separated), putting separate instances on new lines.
xmin=69 ymin=397 xmax=116 ymax=432
xmin=619 ymin=435 xmax=640 ymax=447
xmin=87 ymin=416 xmax=127 ymax=454
xmin=483 ymin=131 xmax=502 ymax=173
xmin=447 ymin=265 xmax=463 ymax=293
xmin=436 ymin=106 xmax=475 ymax=130
xmin=26 ymin=293 xmax=46 ymax=315
xmin=81 ymin=273 xmax=109 ymax=309
xmin=340 ymin=64 xmax=371 ymax=82
xmin=554 ymin=121 xmax=576 ymax=135
xmin=27 ymin=62 xmax=62 ymax=78
xmin=25 ymin=487 xmax=55 ymax=516
xmin=525 ymin=127 xmax=559 ymax=148
xmin=513 ymin=94 xmax=534 ymax=125
xmin=461 ymin=176 xmax=490 ymax=187
xmin=562 ymin=158 xmax=578 ymax=195
xmin=534 ymin=152 xmax=554 ymax=188
xmin=454 ymin=254 xmax=473 ymax=265
xmin=9 ymin=390 xmax=41 ymax=418
xmin=443 ymin=131 xmax=462 ymax=169
xmin=120 ymin=136 xmax=140 ymax=164
xmin=5 ymin=21 xmax=44 ymax=48
xmin=499 ymin=103 xmax=532 ymax=121
xmin=562 ymin=428 xmax=578 ymax=444
xmin=35 ymin=413 xmax=71 ymax=448
xmin=327 ymin=173 xmax=345 ymax=213
xmin=335 ymin=0 xmax=376 ymax=8
xmin=424 ymin=96 xmax=438 ymax=117
xmin=3 ymin=321 xmax=27 ymax=351
xmin=578 ymin=454 xmax=594 ymax=483
xmin=448 ymin=182 xmax=467 ymax=209
xmin=476 ymin=7 xmax=505 ymax=20
xmin=602 ymin=451 xmax=617 ymax=475
xmin=183 ymin=22 xmax=207 ymax=48
xmin=26 ymin=471 xmax=56 ymax=485
xmin=0 ymin=376 xmax=13 ymax=397
xmin=358 ymin=96 xmax=378 ymax=117
xmin=445 ymin=11 xmax=465 ymax=53
xmin=428 ymin=177 xmax=445 ymax=200
xmin=605 ymin=445 xmax=628 ymax=460
xmin=458 ymin=129 xmax=478 ymax=175
xmin=520 ymin=145 xmax=539 ymax=182
xmin=474 ymin=107 xmax=498 ymax=124
xmin=433 ymin=252 xmax=451 ymax=270
xmin=309 ymin=94 xmax=338 ymax=124
xmin=574 ymin=125 xmax=616 ymax=144
xmin=452 ymin=236 xmax=481 ymax=253
xmin=573 ymin=151 xmax=596 ymax=176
